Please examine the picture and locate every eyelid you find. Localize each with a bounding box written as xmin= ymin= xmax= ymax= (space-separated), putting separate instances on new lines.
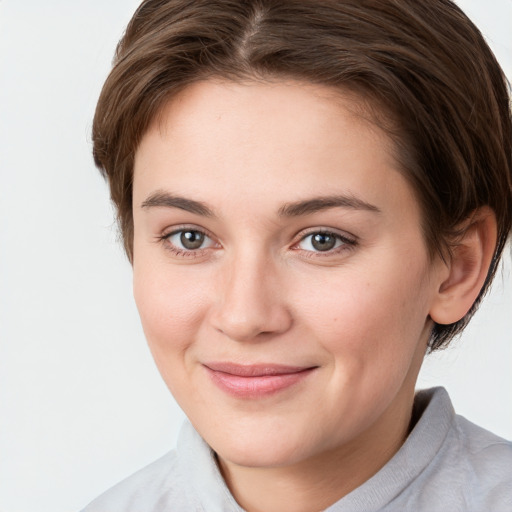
xmin=294 ymin=226 xmax=357 ymax=243
xmin=161 ymin=224 xmax=216 ymax=241
xmin=159 ymin=224 xmax=220 ymax=256
xmin=291 ymin=227 xmax=358 ymax=254
xmin=156 ymin=224 xmax=356 ymax=258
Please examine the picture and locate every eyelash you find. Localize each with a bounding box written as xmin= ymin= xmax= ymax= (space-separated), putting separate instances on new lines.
xmin=157 ymin=227 xmax=357 ymax=259
xmin=157 ymin=226 xmax=217 ymax=259
xmin=292 ymin=229 xmax=357 ymax=258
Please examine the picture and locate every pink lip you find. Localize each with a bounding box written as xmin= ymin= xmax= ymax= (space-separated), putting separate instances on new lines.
xmin=203 ymin=362 xmax=317 ymax=398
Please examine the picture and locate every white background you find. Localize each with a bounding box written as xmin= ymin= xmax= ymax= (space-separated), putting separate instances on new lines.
xmin=0 ymin=1 xmax=510 ymax=511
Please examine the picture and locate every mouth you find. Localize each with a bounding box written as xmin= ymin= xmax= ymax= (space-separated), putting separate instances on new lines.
xmin=203 ymin=362 xmax=317 ymax=398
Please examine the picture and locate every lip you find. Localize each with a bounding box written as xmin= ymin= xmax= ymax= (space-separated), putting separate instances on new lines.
xmin=203 ymin=362 xmax=317 ymax=398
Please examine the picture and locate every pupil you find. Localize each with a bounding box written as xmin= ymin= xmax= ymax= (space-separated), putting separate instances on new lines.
xmin=312 ymin=233 xmax=336 ymax=251
xmin=180 ymin=231 xmax=204 ymax=250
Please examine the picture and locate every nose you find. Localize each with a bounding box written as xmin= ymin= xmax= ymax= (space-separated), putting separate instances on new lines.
xmin=210 ymin=252 xmax=293 ymax=342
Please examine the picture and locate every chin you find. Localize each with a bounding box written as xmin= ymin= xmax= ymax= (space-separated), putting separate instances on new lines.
xmin=202 ymin=419 xmax=320 ymax=469
xmin=218 ymin=441 xmax=306 ymax=469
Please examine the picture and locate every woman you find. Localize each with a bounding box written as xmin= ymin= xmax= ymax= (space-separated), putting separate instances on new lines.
xmin=83 ymin=0 xmax=512 ymax=510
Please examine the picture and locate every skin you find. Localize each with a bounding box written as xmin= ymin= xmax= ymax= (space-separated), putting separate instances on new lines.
xmin=131 ymin=79 xmax=491 ymax=512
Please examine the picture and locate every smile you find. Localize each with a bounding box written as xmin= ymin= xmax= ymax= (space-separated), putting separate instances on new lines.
xmin=203 ymin=362 xmax=317 ymax=398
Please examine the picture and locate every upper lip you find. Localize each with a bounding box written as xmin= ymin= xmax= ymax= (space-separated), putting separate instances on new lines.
xmin=203 ymin=362 xmax=316 ymax=377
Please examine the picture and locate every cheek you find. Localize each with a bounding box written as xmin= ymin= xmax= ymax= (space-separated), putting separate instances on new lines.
xmin=293 ymin=263 xmax=431 ymax=365
xmin=132 ymin=264 xmax=206 ymax=364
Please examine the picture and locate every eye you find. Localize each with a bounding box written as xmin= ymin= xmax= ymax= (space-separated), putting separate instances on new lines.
xmin=165 ymin=229 xmax=215 ymax=251
xmin=297 ymin=231 xmax=353 ymax=253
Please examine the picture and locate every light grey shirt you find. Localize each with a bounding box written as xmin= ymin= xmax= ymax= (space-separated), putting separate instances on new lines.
xmin=82 ymin=387 xmax=512 ymax=511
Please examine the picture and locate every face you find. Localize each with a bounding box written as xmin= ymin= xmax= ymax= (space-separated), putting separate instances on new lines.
xmin=132 ymin=80 xmax=443 ymax=469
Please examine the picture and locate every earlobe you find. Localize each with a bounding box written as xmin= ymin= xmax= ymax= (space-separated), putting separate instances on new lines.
xmin=429 ymin=207 xmax=497 ymax=326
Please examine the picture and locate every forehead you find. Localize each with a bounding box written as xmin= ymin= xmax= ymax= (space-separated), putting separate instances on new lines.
xmin=133 ymin=79 xmax=417 ymax=221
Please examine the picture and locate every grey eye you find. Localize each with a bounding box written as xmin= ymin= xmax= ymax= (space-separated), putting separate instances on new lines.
xmin=167 ymin=229 xmax=214 ymax=251
xmin=180 ymin=230 xmax=205 ymax=249
xmin=298 ymin=232 xmax=345 ymax=252
xmin=311 ymin=233 xmax=337 ymax=251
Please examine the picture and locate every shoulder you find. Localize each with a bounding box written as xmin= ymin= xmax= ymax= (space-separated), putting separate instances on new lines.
xmin=80 ymin=420 xmax=239 ymax=512
xmin=454 ymin=412 xmax=512 ymax=461
xmin=381 ymin=387 xmax=512 ymax=512
xmin=417 ymin=387 xmax=512 ymax=511
xmin=81 ymin=450 xmax=195 ymax=512
xmin=451 ymin=413 xmax=512 ymax=508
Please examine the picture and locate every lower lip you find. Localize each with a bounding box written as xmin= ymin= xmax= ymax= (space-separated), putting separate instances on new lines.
xmin=205 ymin=367 xmax=315 ymax=398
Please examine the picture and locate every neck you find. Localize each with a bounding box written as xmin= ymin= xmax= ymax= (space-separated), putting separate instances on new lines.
xmin=218 ymin=384 xmax=417 ymax=512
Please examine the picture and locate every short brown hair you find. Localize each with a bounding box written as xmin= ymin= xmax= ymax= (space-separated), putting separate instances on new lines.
xmin=92 ymin=0 xmax=512 ymax=350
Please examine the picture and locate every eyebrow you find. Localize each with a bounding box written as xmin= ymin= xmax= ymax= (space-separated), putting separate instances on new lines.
xmin=141 ymin=191 xmax=215 ymax=217
xmin=141 ymin=191 xmax=381 ymax=218
xmin=278 ymin=195 xmax=381 ymax=217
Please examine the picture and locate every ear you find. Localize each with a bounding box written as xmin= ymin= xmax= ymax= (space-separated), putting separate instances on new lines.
xmin=429 ymin=207 xmax=497 ymax=325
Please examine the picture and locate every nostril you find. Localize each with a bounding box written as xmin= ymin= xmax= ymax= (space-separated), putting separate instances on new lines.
xmin=214 ymin=318 xmax=269 ymax=342
xmin=211 ymin=302 xmax=293 ymax=342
